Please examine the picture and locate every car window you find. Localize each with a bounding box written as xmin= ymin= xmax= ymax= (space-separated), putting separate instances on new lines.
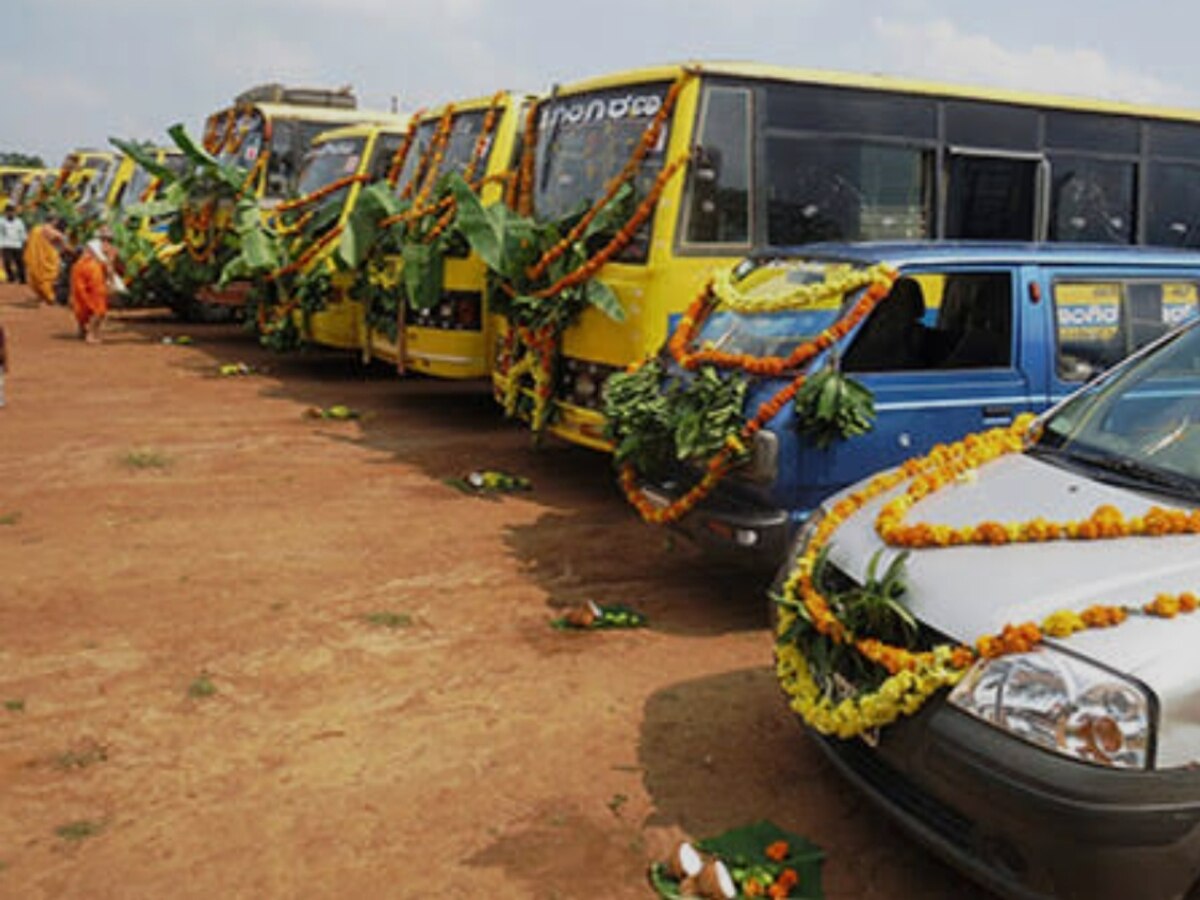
xmin=1053 ymin=278 xmax=1200 ymax=381
xmin=842 ymin=271 xmax=1013 ymax=372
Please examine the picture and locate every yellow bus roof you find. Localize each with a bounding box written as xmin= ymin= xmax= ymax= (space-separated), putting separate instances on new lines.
xmin=210 ymin=101 xmax=409 ymax=129
xmin=550 ymin=60 xmax=1200 ymax=125
xmin=310 ymin=118 xmax=413 ymax=144
xmin=409 ymin=91 xmax=535 ymax=123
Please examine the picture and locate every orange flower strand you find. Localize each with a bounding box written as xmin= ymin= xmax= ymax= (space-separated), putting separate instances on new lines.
xmin=266 ymin=224 xmax=344 ymax=282
xmin=274 ymin=173 xmax=369 ymax=214
xmin=461 ymin=92 xmax=506 ymax=186
xmin=386 ymin=110 xmax=425 ymax=188
xmin=529 ymin=153 xmax=689 ymax=299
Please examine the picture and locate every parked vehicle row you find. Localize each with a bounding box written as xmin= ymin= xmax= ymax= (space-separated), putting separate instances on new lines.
xmin=23 ymin=62 xmax=1200 ymax=900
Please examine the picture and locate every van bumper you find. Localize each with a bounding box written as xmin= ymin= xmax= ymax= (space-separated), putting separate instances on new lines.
xmin=638 ymin=482 xmax=797 ymax=572
xmin=810 ymin=700 xmax=1200 ymax=900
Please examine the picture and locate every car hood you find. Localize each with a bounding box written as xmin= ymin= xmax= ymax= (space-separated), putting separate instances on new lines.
xmin=825 ymin=452 xmax=1200 ymax=767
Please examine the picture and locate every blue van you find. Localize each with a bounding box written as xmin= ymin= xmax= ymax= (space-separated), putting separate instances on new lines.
xmin=628 ymin=242 xmax=1200 ymax=569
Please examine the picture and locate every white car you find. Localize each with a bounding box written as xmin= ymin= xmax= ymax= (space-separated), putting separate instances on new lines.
xmin=776 ymin=318 xmax=1200 ymax=899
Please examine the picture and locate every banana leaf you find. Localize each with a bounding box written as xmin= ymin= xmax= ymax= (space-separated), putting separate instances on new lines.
xmin=109 ymin=137 xmax=176 ymax=184
xmin=447 ymin=172 xmax=538 ymax=280
xmin=338 ymin=181 xmax=404 ymax=269
xmin=167 ymin=123 xmax=247 ymax=194
xmin=234 ymin=198 xmax=279 ymax=271
xmin=583 ymin=277 xmax=624 ymax=322
xmin=402 ymin=242 xmax=442 ymax=311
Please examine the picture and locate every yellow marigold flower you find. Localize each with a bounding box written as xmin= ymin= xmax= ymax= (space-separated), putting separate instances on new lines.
xmin=1041 ymin=610 xmax=1085 ymax=637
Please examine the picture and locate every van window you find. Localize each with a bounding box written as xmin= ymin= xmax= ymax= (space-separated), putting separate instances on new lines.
xmin=1053 ymin=279 xmax=1200 ymax=380
xmin=842 ymin=272 xmax=1013 ymax=371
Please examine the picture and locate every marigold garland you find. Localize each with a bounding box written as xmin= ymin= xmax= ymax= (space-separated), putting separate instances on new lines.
xmin=386 ymin=110 xmax=425 ymax=188
xmin=619 ymin=265 xmax=898 ymax=524
xmin=274 ymin=173 xmax=368 ymax=214
xmin=774 ymin=413 xmax=1200 ymax=738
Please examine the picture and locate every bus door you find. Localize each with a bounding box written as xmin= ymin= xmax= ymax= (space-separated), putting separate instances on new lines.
xmin=945 ymin=149 xmax=1046 ymax=240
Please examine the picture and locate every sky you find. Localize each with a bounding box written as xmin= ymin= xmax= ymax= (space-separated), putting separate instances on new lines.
xmin=6 ymin=0 xmax=1200 ymax=166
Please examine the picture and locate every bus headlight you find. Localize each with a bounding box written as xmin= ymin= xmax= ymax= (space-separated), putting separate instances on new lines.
xmin=948 ymin=648 xmax=1152 ymax=769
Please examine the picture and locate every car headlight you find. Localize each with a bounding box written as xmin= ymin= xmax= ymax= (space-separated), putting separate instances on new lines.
xmin=948 ymin=647 xmax=1152 ymax=769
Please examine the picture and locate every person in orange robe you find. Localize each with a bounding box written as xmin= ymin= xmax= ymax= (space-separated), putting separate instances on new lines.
xmin=70 ymin=230 xmax=114 ymax=343
xmin=23 ymin=219 xmax=66 ymax=305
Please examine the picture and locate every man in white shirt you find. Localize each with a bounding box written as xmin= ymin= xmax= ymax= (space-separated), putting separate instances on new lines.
xmin=0 ymin=208 xmax=28 ymax=284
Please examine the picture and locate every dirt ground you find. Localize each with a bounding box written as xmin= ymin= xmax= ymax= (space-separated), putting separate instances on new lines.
xmin=0 ymin=283 xmax=979 ymax=899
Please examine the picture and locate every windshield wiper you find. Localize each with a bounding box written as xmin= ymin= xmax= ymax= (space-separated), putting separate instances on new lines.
xmin=1032 ymin=444 xmax=1200 ymax=502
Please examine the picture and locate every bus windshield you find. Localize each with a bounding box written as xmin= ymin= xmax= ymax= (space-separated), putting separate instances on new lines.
xmin=296 ymin=137 xmax=365 ymax=198
xmin=534 ymin=82 xmax=671 ymax=257
xmin=393 ymin=111 xmax=491 ymax=196
xmin=217 ymin=111 xmax=266 ymax=171
xmin=693 ymin=260 xmax=869 ymax=359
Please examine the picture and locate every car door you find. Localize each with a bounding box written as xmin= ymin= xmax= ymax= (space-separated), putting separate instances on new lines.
xmin=790 ymin=264 xmax=1040 ymax=509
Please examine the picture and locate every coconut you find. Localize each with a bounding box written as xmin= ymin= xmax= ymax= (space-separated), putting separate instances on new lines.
xmin=695 ymin=859 xmax=737 ymax=899
xmin=664 ymin=840 xmax=703 ymax=881
xmin=563 ymin=602 xmax=597 ymax=627
xmin=677 ymin=875 xmax=701 ymax=898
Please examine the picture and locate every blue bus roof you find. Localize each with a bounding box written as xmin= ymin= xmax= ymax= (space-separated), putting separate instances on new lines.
xmin=759 ymin=241 xmax=1200 ymax=270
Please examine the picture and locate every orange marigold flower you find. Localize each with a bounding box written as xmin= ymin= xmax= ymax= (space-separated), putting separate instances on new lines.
xmin=765 ymin=840 xmax=789 ymax=862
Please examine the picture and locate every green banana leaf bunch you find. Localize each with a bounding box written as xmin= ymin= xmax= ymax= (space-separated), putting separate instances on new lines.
xmin=791 ymin=361 xmax=876 ymax=449
xmin=777 ymin=546 xmax=917 ymax=698
xmin=337 ymin=169 xmax=482 ymax=341
xmin=604 ymin=359 xmax=747 ymax=481
xmin=448 ymin=172 xmax=629 ymax=335
xmin=112 ymin=127 xmax=259 ymax=309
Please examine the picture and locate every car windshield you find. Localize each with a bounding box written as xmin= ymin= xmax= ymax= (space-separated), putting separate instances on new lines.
xmin=1036 ymin=321 xmax=1200 ymax=497
xmin=691 ymin=259 xmax=869 ymax=360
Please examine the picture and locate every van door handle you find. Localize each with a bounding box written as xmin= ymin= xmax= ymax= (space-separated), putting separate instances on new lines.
xmin=982 ymin=405 xmax=1013 ymax=425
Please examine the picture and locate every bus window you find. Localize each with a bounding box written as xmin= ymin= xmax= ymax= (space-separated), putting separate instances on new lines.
xmin=945 ymin=154 xmax=1040 ymax=240
xmin=683 ymin=85 xmax=751 ymax=246
xmin=392 ymin=111 xmax=490 ymax=194
xmin=1147 ymin=162 xmax=1200 ymax=247
xmin=1048 ymin=155 xmax=1136 ymax=244
xmin=766 ymin=140 xmax=930 ymax=244
xmin=369 ymin=132 xmax=407 ymax=182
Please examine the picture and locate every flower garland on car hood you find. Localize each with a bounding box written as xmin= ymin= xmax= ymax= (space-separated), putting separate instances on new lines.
xmin=775 ymin=413 xmax=1200 ymax=739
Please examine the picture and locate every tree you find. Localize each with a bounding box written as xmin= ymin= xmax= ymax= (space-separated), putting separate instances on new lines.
xmin=0 ymin=152 xmax=46 ymax=168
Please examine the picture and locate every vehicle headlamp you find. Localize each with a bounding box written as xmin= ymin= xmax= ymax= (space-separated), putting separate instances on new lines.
xmin=948 ymin=647 xmax=1152 ymax=769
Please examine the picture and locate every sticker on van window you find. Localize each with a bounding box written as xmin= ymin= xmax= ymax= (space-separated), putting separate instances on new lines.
xmin=1163 ymin=282 xmax=1200 ymax=326
xmin=342 ymin=154 xmax=361 ymax=174
xmin=1055 ymin=282 xmax=1120 ymax=340
xmin=244 ymin=146 xmax=258 ymax=161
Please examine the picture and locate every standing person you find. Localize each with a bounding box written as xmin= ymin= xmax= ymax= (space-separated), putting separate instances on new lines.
xmin=70 ymin=228 xmax=114 ymax=344
xmin=0 ymin=208 xmax=28 ymax=284
xmin=24 ymin=217 xmax=66 ymax=304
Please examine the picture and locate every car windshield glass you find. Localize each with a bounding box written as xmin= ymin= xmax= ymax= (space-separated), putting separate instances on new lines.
xmin=1037 ymin=322 xmax=1200 ymax=494
xmin=691 ymin=259 xmax=866 ymax=359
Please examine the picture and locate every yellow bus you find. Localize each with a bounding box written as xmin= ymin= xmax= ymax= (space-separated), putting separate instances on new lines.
xmin=355 ymin=91 xmax=528 ymax=378
xmin=499 ymin=61 xmax=1200 ymax=450
xmin=0 ymin=166 xmax=39 ymax=211
xmin=272 ymin=119 xmax=411 ymax=350
xmin=57 ymin=149 xmax=117 ymax=204
xmin=193 ymin=83 xmax=402 ymax=309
